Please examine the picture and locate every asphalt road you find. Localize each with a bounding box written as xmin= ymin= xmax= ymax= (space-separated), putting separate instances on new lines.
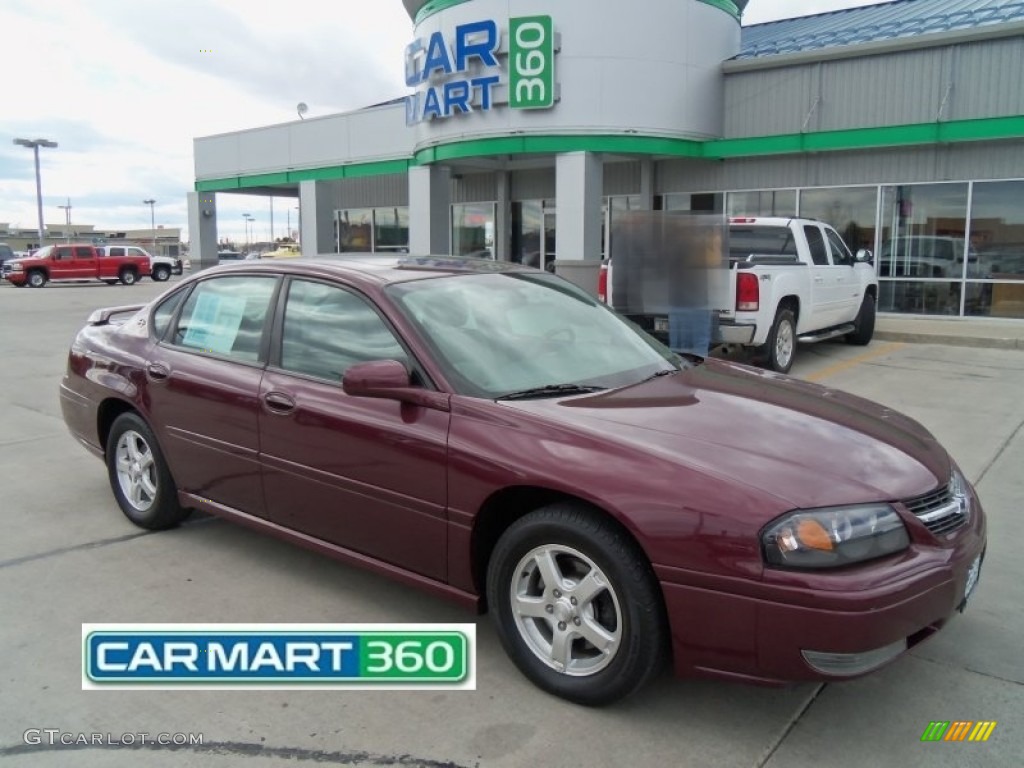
xmin=1 ymin=277 xmax=1021 ymax=767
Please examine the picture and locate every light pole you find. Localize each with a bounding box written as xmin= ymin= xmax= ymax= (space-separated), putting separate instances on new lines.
xmin=14 ymin=138 xmax=58 ymax=249
xmin=58 ymin=198 xmax=72 ymax=242
xmin=143 ymin=199 xmax=156 ymax=252
xmin=243 ymin=213 xmax=253 ymax=251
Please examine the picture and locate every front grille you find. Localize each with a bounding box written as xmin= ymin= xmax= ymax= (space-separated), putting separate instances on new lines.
xmin=902 ymin=482 xmax=968 ymax=536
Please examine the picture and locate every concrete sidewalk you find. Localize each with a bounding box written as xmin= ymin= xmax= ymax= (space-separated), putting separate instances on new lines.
xmin=876 ymin=315 xmax=1024 ymax=350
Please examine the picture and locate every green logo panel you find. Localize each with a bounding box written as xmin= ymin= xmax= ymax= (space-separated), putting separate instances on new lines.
xmin=509 ymin=15 xmax=554 ymax=110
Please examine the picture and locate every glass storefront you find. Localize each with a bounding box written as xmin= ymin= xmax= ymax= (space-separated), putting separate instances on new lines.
xmin=799 ymin=186 xmax=878 ymax=255
xmin=727 ymin=189 xmax=797 ymax=217
xmin=968 ymin=180 xmax=1024 ymax=319
xmin=452 ymin=203 xmax=496 ymax=258
xmin=336 ymin=207 xmax=408 ymax=253
xmin=878 ymin=183 xmax=969 ymax=315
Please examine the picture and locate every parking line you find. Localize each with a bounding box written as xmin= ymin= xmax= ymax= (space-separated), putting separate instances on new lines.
xmin=804 ymin=342 xmax=904 ymax=383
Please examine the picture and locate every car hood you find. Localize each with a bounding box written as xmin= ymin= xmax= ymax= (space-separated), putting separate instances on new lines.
xmin=499 ymin=360 xmax=949 ymax=510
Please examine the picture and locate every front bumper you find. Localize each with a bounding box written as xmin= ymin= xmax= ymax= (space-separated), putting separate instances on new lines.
xmin=658 ymin=503 xmax=987 ymax=684
xmin=4 ymin=272 xmax=26 ymax=286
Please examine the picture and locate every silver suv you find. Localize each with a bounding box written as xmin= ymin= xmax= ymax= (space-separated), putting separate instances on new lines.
xmin=96 ymin=245 xmax=181 ymax=282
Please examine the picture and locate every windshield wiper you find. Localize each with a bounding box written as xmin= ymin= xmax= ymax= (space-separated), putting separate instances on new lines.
xmin=497 ymin=384 xmax=606 ymax=401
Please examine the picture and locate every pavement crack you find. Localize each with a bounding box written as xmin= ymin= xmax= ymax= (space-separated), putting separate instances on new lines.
xmin=0 ymin=516 xmax=215 ymax=570
xmin=975 ymin=416 xmax=1024 ymax=488
xmin=0 ymin=740 xmax=476 ymax=766
xmin=911 ymin=652 xmax=1023 ymax=687
xmin=752 ymin=683 xmax=826 ymax=768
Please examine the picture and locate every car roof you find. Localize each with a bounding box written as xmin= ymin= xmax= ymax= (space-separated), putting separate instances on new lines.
xmin=205 ymin=254 xmax=537 ymax=286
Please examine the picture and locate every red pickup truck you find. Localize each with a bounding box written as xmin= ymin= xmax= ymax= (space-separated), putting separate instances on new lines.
xmin=3 ymin=244 xmax=151 ymax=288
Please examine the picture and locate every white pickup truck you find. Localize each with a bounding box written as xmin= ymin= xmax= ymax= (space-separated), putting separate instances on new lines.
xmin=601 ymin=216 xmax=878 ymax=373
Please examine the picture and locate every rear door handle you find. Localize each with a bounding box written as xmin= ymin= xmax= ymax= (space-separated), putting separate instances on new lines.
xmin=146 ymin=362 xmax=170 ymax=382
xmin=263 ymin=392 xmax=296 ymax=414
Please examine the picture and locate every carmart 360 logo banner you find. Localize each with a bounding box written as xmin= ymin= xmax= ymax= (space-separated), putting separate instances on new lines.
xmin=83 ymin=624 xmax=475 ymax=690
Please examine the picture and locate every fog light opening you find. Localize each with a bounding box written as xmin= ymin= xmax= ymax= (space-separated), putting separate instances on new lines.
xmin=802 ymin=639 xmax=907 ymax=676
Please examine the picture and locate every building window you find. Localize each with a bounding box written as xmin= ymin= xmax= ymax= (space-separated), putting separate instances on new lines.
xmin=337 ymin=209 xmax=373 ymax=252
xmin=968 ymin=180 xmax=1024 ymax=319
xmin=452 ymin=203 xmax=495 ymax=258
xmin=336 ymin=207 xmax=409 ymax=253
xmin=878 ymin=183 xmax=969 ymax=316
xmin=659 ymin=193 xmax=724 ymax=213
xmin=727 ymin=190 xmax=797 ymax=217
xmin=799 ymin=186 xmax=878 ymax=256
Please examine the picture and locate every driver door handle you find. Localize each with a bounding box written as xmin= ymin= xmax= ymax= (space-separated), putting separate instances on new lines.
xmin=263 ymin=392 xmax=296 ymax=415
xmin=146 ymin=362 xmax=170 ymax=382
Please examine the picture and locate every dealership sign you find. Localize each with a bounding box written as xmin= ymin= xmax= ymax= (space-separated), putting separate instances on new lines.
xmin=405 ymin=16 xmax=555 ymax=124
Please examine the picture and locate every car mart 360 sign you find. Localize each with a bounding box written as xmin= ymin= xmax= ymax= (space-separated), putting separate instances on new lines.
xmin=405 ymin=15 xmax=555 ymax=124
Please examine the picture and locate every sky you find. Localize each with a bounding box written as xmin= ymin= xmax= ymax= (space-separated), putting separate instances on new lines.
xmin=0 ymin=0 xmax=893 ymax=245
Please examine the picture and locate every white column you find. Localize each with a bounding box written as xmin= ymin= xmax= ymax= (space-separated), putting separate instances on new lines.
xmin=299 ymin=180 xmax=336 ymax=254
xmin=187 ymin=191 xmax=218 ymax=270
xmin=555 ymin=151 xmax=603 ymax=294
xmin=409 ymin=165 xmax=451 ymax=255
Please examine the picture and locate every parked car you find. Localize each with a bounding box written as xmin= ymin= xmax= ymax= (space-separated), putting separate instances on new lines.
xmin=605 ymin=216 xmax=878 ymax=373
xmin=96 ymin=245 xmax=182 ymax=282
xmin=261 ymin=244 xmax=302 ymax=259
xmin=60 ymin=256 xmax=985 ymax=705
xmin=0 ymin=242 xmax=13 ymax=272
xmin=4 ymin=244 xmax=150 ymax=287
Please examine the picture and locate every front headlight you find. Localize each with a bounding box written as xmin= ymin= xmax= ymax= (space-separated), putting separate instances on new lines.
xmin=11 ymin=263 xmax=23 ymax=271
xmin=762 ymin=504 xmax=909 ymax=569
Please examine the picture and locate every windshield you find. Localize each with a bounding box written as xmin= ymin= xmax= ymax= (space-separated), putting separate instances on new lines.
xmin=386 ymin=272 xmax=680 ymax=399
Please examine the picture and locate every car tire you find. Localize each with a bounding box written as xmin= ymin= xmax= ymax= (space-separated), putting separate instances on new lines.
xmin=119 ymin=268 xmax=138 ymax=286
xmin=764 ymin=307 xmax=797 ymax=374
xmin=846 ymin=293 xmax=876 ymax=346
xmin=152 ymin=265 xmax=171 ymax=282
xmin=106 ymin=412 xmax=190 ymax=530
xmin=27 ymin=270 xmax=47 ymax=288
xmin=486 ymin=504 xmax=667 ymax=706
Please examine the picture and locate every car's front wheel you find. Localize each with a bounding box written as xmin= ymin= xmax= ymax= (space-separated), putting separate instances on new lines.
xmin=27 ymin=270 xmax=47 ymax=288
xmin=152 ymin=264 xmax=171 ymax=282
xmin=119 ymin=268 xmax=138 ymax=285
xmin=487 ymin=504 xmax=667 ymax=706
xmin=106 ymin=412 xmax=190 ymax=530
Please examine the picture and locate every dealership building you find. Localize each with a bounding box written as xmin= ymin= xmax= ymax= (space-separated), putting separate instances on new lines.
xmin=189 ymin=0 xmax=1024 ymax=319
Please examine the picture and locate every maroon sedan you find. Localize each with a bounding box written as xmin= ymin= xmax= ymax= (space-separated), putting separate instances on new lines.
xmin=60 ymin=256 xmax=986 ymax=705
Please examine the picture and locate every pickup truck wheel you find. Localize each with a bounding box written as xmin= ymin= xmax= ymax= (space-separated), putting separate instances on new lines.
xmin=765 ymin=308 xmax=797 ymax=373
xmin=846 ymin=294 xmax=876 ymax=346
xmin=106 ymin=413 xmax=190 ymax=530
xmin=152 ymin=265 xmax=171 ymax=282
xmin=487 ymin=504 xmax=667 ymax=706
xmin=27 ymin=270 xmax=47 ymax=288
xmin=119 ymin=268 xmax=138 ymax=286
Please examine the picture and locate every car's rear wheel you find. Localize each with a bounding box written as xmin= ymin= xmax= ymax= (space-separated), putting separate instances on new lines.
xmin=27 ymin=270 xmax=47 ymax=288
xmin=764 ymin=307 xmax=797 ymax=373
xmin=846 ymin=293 xmax=876 ymax=346
xmin=106 ymin=412 xmax=190 ymax=530
xmin=487 ymin=504 xmax=667 ymax=706
xmin=119 ymin=268 xmax=138 ymax=285
xmin=152 ymin=265 xmax=170 ymax=282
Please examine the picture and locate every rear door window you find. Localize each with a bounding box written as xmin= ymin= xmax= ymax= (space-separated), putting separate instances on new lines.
xmin=172 ymin=276 xmax=278 ymax=363
xmin=803 ymin=225 xmax=829 ymax=266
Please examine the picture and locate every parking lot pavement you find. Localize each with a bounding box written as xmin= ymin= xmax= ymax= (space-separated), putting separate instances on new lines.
xmin=1 ymin=281 xmax=1021 ymax=767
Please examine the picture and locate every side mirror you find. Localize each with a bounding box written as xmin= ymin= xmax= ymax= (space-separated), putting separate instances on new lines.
xmin=342 ymin=360 xmax=449 ymax=411
xmin=855 ymin=249 xmax=873 ymax=264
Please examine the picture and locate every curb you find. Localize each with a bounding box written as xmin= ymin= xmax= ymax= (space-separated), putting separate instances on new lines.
xmin=873 ymin=330 xmax=1024 ymax=350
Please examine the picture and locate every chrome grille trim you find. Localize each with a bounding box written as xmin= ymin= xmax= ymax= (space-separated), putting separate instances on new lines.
xmin=902 ymin=481 xmax=968 ymax=536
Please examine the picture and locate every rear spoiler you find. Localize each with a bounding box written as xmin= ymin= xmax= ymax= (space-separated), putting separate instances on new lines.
xmin=86 ymin=304 xmax=146 ymax=326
